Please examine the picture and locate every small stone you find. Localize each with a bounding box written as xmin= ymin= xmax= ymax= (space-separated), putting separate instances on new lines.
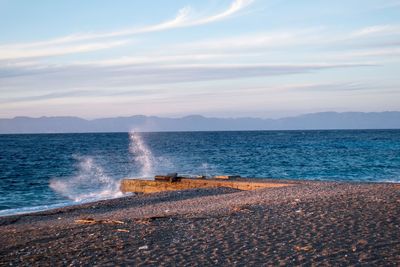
xmin=359 ymin=252 xmax=368 ymax=261
xmin=357 ymin=239 xmax=368 ymax=246
xmin=139 ymin=245 xmax=148 ymax=250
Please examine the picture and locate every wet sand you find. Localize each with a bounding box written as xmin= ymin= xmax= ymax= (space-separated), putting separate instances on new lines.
xmin=0 ymin=180 xmax=399 ymax=266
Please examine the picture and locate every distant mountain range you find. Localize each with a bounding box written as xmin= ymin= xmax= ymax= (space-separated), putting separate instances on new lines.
xmin=0 ymin=112 xmax=399 ymax=134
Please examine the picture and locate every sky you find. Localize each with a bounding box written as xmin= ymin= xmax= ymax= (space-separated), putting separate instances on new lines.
xmin=0 ymin=0 xmax=400 ymax=119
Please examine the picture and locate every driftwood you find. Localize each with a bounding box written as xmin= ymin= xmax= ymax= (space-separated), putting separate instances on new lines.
xmin=75 ymin=218 xmax=125 ymax=225
xmin=115 ymin=229 xmax=130 ymax=233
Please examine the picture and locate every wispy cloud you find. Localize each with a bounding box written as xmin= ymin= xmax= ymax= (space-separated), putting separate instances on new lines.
xmin=0 ymin=61 xmax=375 ymax=95
xmin=76 ymin=53 xmax=236 ymax=67
xmin=0 ymin=7 xmax=190 ymax=51
xmin=174 ymin=28 xmax=325 ymax=53
xmin=340 ymin=47 xmax=400 ymax=58
xmin=284 ymin=82 xmax=381 ymax=92
xmin=0 ymin=40 xmax=128 ymax=61
xmin=0 ymin=0 xmax=253 ymax=56
xmin=188 ymin=0 xmax=254 ymax=26
xmin=351 ymin=25 xmax=400 ymax=37
xmin=0 ymin=80 xmax=382 ymax=106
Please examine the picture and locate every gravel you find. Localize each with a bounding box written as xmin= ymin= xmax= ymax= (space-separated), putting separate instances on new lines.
xmin=0 ymin=180 xmax=399 ymax=266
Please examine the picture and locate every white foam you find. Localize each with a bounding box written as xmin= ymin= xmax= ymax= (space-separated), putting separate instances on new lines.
xmin=49 ymin=156 xmax=123 ymax=202
xmin=0 ymin=201 xmax=74 ymax=217
xmin=376 ymin=178 xmax=400 ymax=184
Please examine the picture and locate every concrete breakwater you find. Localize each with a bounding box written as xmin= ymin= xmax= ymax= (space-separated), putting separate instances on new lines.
xmin=120 ymin=175 xmax=293 ymax=193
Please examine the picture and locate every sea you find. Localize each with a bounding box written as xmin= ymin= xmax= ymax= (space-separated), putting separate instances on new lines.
xmin=0 ymin=130 xmax=399 ymax=216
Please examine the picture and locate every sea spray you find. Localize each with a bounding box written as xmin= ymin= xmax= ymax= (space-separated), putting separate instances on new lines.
xmin=129 ymin=130 xmax=154 ymax=178
xmin=50 ymin=132 xmax=159 ymax=202
xmin=199 ymin=162 xmax=219 ymax=177
xmin=49 ymin=156 xmax=123 ymax=202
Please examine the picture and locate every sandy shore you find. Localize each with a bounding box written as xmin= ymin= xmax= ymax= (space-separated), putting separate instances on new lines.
xmin=0 ymin=180 xmax=399 ymax=266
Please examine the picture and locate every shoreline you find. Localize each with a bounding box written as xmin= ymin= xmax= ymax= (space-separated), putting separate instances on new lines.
xmin=1 ymin=179 xmax=399 ymax=265
xmin=1 ymin=178 xmax=398 ymax=218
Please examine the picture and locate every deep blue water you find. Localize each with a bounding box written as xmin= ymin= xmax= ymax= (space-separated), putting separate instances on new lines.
xmin=0 ymin=130 xmax=399 ymax=215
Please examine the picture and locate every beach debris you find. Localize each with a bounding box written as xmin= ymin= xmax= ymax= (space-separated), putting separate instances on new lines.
xmin=231 ymin=204 xmax=252 ymax=213
xmin=135 ymin=218 xmax=152 ymax=225
xmin=116 ymin=229 xmax=130 ymax=233
xmin=75 ymin=218 xmax=97 ymax=224
xmin=135 ymin=215 xmax=172 ymax=225
xmin=75 ymin=218 xmax=125 ymax=225
xmin=138 ymin=245 xmax=149 ymax=250
xmin=352 ymin=239 xmax=368 ymax=251
xmin=294 ymin=245 xmax=314 ymax=252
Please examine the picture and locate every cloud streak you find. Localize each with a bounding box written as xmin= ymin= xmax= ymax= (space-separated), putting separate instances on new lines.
xmin=188 ymin=0 xmax=253 ymax=26
xmin=0 ymin=79 xmax=381 ymax=105
xmin=0 ymin=61 xmax=375 ymax=96
xmin=0 ymin=0 xmax=253 ymax=60
xmin=0 ymin=40 xmax=129 ymax=61
xmin=351 ymin=25 xmax=400 ymax=38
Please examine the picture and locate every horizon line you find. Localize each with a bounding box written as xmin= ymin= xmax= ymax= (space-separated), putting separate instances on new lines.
xmin=2 ymin=110 xmax=400 ymax=121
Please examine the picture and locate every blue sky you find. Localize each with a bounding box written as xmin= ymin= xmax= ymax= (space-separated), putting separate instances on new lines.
xmin=1 ymin=0 xmax=400 ymax=118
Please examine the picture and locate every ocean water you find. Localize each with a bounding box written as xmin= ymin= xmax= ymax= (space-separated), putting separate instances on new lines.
xmin=0 ymin=130 xmax=399 ymax=216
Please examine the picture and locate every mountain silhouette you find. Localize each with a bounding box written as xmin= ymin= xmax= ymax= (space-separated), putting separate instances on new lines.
xmin=1 ymin=112 xmax=399 ymax=134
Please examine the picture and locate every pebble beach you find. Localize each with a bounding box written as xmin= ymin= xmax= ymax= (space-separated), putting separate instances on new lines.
xmin=1 ymin=180 xmax=399 ymax=266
